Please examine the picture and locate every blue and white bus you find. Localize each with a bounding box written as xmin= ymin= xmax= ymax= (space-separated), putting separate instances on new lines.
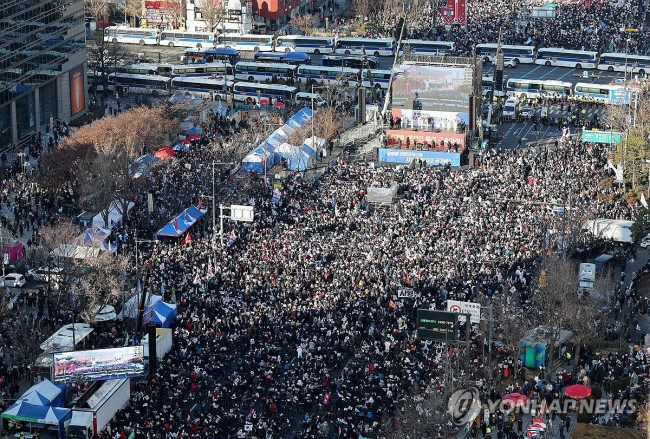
xmin=475 ymin=43 xmax=536 ymax=64
xmin=160 ymin=30 xmax=216 ymax=48
xmin=104 ymin=26 xmax=158 ymax=45
xmin=171 ymin=77 xmax=232 ymax=100
xmin=217 ymin=34 xmax=275 ymax=52
xmin=171 ymin=62 xmax=233 ymax=78
xmin=274 ymin=35 xmax=335 ymax=54
xmin=335 ymin=37 xmax=395 ymax=57
xmin=573 ymin=82 xmax=636 ymax=104
xmin=232 ymin=82 xmax=297 ymax=103
xmin=505 ymin=78 xmax=573 ymax=100
xmin=535 ymin=48 xmax=599 ymax=69
xmin=253 ymin=52 xmax=310 ymax=65
xmin=118 ymin=63 xmax=172 ymax=76
xmin=597 ymin=52 xmax=650 ymax=74
xmin=234 ymin=62 xmax=297 ymax=82
xmin=401 ymin=40 xmax=456 ymax=55
xmin=108 ymin=73 xmax=171 ymax=94
xmin=296 ymin=65 xmax=360 ymax=85
xmin=321 ymin=55 xmax=379 ymax=69
xmin=185 ymin=47 xmax=239 ymax=65
xmin=361 ymin=69 xmax=393 ymax=89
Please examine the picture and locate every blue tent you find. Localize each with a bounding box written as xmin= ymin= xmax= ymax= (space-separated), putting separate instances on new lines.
xmin=130 ymin=154 xmax=160 ymax=178
xmin=242 ymin=151 xmax=278 ymax=173
xmin=286 ymin=107 xmax=314 ymax=129
xmin=186 ymin=126 xmax=200 ymax=134
xmin=2 ymin=401 xmax=72 ymax=438
xmin=143 ymin=301 xmax=178 ymax=328
xmin=19 ymin=380 xmax=66 ymax=407
xmin=156 ymin=205 xmax=206 ymax=238
xmin=173 ymin=143 xmax=189 ymax=151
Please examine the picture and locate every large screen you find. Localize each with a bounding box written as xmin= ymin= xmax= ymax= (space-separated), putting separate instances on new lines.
xmin=392 ymin=65 xmax=473 ymax=114
xmin=53 ymin=346 xmax=145 ymax=383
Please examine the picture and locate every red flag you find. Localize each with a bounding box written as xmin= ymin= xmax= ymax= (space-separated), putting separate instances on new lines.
xmin=270 ymin=400 xmax=276 ymax=414
xmin=184 ymin=233 xmax=192 ymax=245
xmin=323 ymin=392 xmax=330 ymax=406
xmin=389 ymin=300 xmax=398 ymax=311
xmin=198 ymin=198 xmax=202 ymax=209
xmin=174 ymin=217 xmax=179 ymax=231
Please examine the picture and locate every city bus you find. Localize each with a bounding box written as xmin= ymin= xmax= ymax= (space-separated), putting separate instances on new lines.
xmin=234 ymin=62 xmax=297 ymax=82
xmin=476 ymin=43 xmax=536 ymax=64
xmin=104 ymin=26 xmax=158 ymax=45
xmin=160 ymin=30 xmax=216 ymax=48
xmin=321 ymin=55 xmax=379 ymax=69
xmin=232 ymin=82 xmax=297 ymax=103
xmin=597 ymin=52 xmax=650 ymax=74
xmin=535 ymin=48 xmax=599 ymax=69
xmin=185 ymin=47 xmax=239 ymax=65
xmin=335 ymin=37 xmax=395 ymax=57
xmin=481 ymin=76 xmax=506 ymax=98
xmin=506 ymin=78 xmax=573 ymax=100
xmin=401 ymin=39 xmax=456 ymax=55
xmin=361 ymin=69 xmax=393 ymax=89
xmin=170 ymin=62 xmax=233 ymax=78
xmin=573 ymin=83 xmax=637 ymax=104
xmin=108 ymin=73 xmax=171 ymax=94
xmin=171 ymin=77 xmax=232 ymax=100
xmin=217 ymin=34 xmax=275 ymax=52
xmin=253 ymin=52 xmax=310 ymax=65
xmin=295 ymin=65 xmax=360 ymax=85
xmin=274 ymin=35 xmax=335 ymax=54
xmin=117 ymin=63 xmax=172 ymax=76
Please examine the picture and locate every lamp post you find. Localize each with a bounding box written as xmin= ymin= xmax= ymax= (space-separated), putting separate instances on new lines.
xmin=624 ymin=38 xmax=631 ymax=88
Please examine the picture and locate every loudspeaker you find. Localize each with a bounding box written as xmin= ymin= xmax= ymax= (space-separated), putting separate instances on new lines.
xmin=148 ymin=325 xmax=157 ymax=376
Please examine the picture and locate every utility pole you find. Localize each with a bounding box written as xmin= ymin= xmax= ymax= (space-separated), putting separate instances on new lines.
xmin=134 ymin=236 xmax=158 ymax=340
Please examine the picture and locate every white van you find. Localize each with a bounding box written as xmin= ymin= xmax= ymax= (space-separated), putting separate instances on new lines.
xmin=296 ymin=92 xmax=326 ymax=107
xmin=502 ymin=97 xmax=519 ymax=118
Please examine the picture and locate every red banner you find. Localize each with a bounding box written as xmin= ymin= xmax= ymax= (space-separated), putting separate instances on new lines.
xmin=456 ymin=0 xmax=467 ymax=27
xmin=442 ymin=0 xmax=467 ymax=27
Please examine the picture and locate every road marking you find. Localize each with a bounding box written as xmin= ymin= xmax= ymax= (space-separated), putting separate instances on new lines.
xmin=538 ymin=67 xmax=559 ymax=79
xmin=520 ymin=65 xmax=544 ymax=78
xmin=557 ymin=68 xmax=576 ymax=80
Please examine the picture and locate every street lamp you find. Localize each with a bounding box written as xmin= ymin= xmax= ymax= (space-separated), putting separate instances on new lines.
xmin=624 ymin=38 xmax=631 ymax=88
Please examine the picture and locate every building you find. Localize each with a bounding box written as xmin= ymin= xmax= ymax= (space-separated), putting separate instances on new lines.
xmin=253 ymin=0 xmax=316 ymax=28
xmin=0 ymin=0 xmax=87 ymax=149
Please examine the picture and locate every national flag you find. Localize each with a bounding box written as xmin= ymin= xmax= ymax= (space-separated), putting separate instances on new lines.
xmin=171 ymin=287 xmax=177 ymax=304
xmin=642 ymin=193 xmax=649 ymax=209
xmin=184 ymin=232 xmax=193 ymax=245
xmin=389 ymin=300 xmax=397 ymax=311
xmin=174 ymin=216 xmax=179 ymax=231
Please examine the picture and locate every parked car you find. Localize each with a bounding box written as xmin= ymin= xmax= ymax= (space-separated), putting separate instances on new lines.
xmin=27 ymin=267 xmax=63 ymax=284
xmin=640 ymin=233 xmax=650 ymax=248
xmin=0 ymin=273 xmax=26 ymax=288
xmin=518 ymin=106 xmax=534 ymax=118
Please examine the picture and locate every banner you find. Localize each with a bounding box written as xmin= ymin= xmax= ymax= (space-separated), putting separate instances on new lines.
xmin=378 ymin=149 xmax=461 ymax=166
xmin=69 ymin=65 xmax=86 ymax=116
xmin=446 ymin=300 xmax=480 ymax=324
xmin=147 ymin=192 xmax=154 ymax=213
xmin=398 ymin=287 xmax=419 ymax=298
xmin=386 ymin=129 xmax=465 ymax=149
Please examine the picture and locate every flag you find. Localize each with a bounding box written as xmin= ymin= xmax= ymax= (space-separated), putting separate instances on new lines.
xmin=198 ymin=198 xmax=202 ymax=209
xmin=184 ymin=232 xmax=193 ymax=245
xmin=146 ymin=285 xmax=152 ymax=307
xmin=389 ymin=300 xmax=397 ymax=311
xmin=171 ymin=287 xmax=177 ymax=304
xmin=642 ymin=193 xmax=649 ymax=209
xmin=161 ymin=283 xmax=165 ymax=296
xmin=174 ymin=216 xmax=179 ymax=231
xmin=137 ymin=278 xmax=142 ymax=294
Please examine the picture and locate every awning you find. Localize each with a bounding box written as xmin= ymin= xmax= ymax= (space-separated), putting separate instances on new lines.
xmin=156 ymin=205 xmax=207 ymax=238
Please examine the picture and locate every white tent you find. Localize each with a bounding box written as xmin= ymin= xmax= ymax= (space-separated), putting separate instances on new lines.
xmin=119 ymin=293 xmax=162 ymax=319
xmin=83 ymin=304 xmax=117 ymax=322
xmin=142 ymin=328 xmax=173 ymax=359
xmin=40 ymin=323 xmax=94 ymax=354
xmin=92 ymin=201 xmax=135 ymax=229
xmin=303 ymin=136 xmax=326 ymax=152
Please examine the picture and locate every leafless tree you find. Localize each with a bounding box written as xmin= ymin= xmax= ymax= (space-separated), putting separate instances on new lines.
xmin=290 ymin=14 xmax=319 ymax=36
xmin=165 ymin=0 xmax=187 ymax=29
xmin=196 ymin=0 xmax=228 ymax=34
xmin=124 ymin=0 xmax=146 ymax=27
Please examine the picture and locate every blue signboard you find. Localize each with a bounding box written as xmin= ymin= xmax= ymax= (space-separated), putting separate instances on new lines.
xmin=378 ymin=149 xmax=461 ymax=166
xmin=609 ymin=89 xmax=631 ymax=105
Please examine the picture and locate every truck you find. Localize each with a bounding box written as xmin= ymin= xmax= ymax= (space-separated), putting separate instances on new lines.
xmin=67 ymin=378 xmax=131 ymax=439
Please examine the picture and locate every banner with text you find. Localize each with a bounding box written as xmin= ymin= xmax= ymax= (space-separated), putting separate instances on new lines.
xmin=386 ymin=130 xmax=465 ymax=149
xmin=446 ymin=300 xmax=481 ymax=324
xmin=378 ymin=149 xmax=461 ymax=166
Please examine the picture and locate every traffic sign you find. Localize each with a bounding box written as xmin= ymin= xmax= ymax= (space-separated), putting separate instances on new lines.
xmin=446 ymin=300 xmax=481 ymax=324
xmin=581 ymin=130 xmax=622 ymax=144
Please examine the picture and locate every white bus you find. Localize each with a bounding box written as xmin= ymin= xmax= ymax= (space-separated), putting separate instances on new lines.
xmin=108 ymin=73 xmax=171 ymax=94
xmin=335 ymin=37 xmax=395 ymax=57
xmin=118 ymin=63 xmax=172 ymax=76
xmin=274 ymin=35 xmax=335 ymax=54
xmin=296 ymin=65 xmax=360 ymax=85
xmin=234 ymin=62 xmax=297 ymax=82
xmin=217 ymin=34 xmax=275 ymax=52
xmin=535 ymin=48 xmax=599 ymax=69
xmin=506 ymin=78 xmax=573 ymax=100
xmin=598 ymin=52 xmax=650 ymax=74
xmin=104 ymin=26 xmax=158 ymax=45
xmin=401 ymin=40 xmax=456 ymax=55
xmin=171 ymin=77 xmax=232 ymax=100
xmin=232 ymin=82 xmax=297 ymax=103
xmin=481 ymin=76 xmax=506 ymax=98
xmin=475 ymin=43 xmax=536 ymax=64
xmin=573 ymin=83 xmax=636 ymax=104
xmin=361 ymin=69 xmax=393 ymax=89
xmin=160 ymin=30 xmax=216 ymax=48
xmin=170 ymin=62 xmax=233 ymax=78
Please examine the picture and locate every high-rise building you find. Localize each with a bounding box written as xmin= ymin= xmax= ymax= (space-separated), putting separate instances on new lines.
xmin=0 ymin=0 xmax=87 ymax=148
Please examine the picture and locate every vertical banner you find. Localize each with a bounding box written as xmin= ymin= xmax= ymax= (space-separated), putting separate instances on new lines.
xmin=147 ymin=192 xmax=154 ymax=213
xmin=442 ymin=0 xmax=455 ymax=26
xmin=246 ymin=0 xmax=253 ymax=18
xmin=69 ymin=65 xmax=86 ymax=116
xmin=455 ymin=0 xmax=467 ymax=27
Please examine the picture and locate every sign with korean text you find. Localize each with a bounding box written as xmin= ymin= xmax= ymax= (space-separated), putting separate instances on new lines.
xmin=378 ymin=149 xmax=461 ymax=167
xmin=446 ymin=300 xmax=481 ymax=324
xmin=398 ymin=287 xmax=419 ymax=298
xmin=417 ymin=309 xmax=457 ymax=341
xmin=581 ymin=130 xmax=622 ymax=144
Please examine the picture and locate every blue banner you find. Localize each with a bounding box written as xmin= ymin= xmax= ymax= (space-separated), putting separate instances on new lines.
xmin=609 ymin=89 xmax=631 ymax=105
xmin=378 ymin=149 xmax=461 ymax=166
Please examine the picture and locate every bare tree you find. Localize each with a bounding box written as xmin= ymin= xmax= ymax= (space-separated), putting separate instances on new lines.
xmin=351 ymin=0 xmax=373 ymax=21
xmin=165 ymin=0 xmax=187 ymax=29
xmin=288 ymin=106 xmax=351 ymax=145
xmin=196 ymin=0 xmax=228 ymax=34
xmin=290 ymin=14 xmax=319 ymax=37
xmin=124 ymin=0 xmax=145 ymax=27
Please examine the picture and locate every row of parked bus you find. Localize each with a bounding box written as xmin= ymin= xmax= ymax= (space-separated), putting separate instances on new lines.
xmin=476 ymin=43 xmax=650 ymax=73
xmin=482 ymin=77 xmax=637 ymax=104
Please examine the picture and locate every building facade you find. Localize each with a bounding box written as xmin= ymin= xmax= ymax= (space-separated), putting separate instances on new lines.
xmin=0 ymin=0 xmax=87 ymax=148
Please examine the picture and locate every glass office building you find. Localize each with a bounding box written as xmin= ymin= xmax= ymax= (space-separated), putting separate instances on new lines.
xmin=0 ymin=0 xmax=87 ymax=148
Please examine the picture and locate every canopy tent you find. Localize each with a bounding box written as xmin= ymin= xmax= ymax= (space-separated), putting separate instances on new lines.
xmin=186 ymin=126 xmax=200 ymax=134
xmin=40 ymin=323 xmax=94 ymax=354
xmin=172 ymin=143 xmax=190 ymax=151
xmin=2 ymin=402 xmax=71 ymax=438
xmin=266 ymin=131 xmax=288 ymax=148
xmin=253 ymin=142 xmax=276 ymax=156
xmin=156 ymin=205 xmax=207 ymax=238
xmin=119 ymin=293 xmax=162 ymax=319
xmin=130 ymin=154 xmax=160 ymax=179
xmin=303 ymin=135 xmax=325 ymax=152
xmin=19 ymin=380 xmax=66 ymax=407
xmin=285 ymin=107 xmax=314 ymax=129
xmin=155 ymin=147 xmax=176 ymax=160
xmin=142 ymin=328 xmax=173 ymax=359
xmin=242 ymin=151 xmax=278 ymax=174
xmin=275 ymin=125 xmax=295 ymax=138
xmin=83 ymin=304 xmax=117 ymax=322
xmin=143 ymin=301 xmax=178 ymax=328
xmin=53 ymin=227 xmax=116 ymax=260
xmin=92 ymin=200 xmax=134 ymax=229
xmin=276 ymin=144 xmax=315 ymax=172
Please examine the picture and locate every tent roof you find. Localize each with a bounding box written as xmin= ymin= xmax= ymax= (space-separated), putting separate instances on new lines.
xmin=2 ymin=401 xmax=71 ymax=425
xmin=143 ymin=301 xmax=177 ymax=326
xmin=156 ymin=205 xmax=206 ymax=238
xmin=40 ymin=323 xmax=93 ymax=354
xmin=19 ymin=380 xmax=63 ymax=406
xmin=155 ymin=147 xmax=175 ymax=160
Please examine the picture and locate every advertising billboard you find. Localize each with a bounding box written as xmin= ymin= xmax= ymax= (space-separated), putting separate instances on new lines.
xmin=417 ymin=309 xmax=457 ymax=341
xmin=378 ymin=149 xmax=461 ymax=166
xmin=69 ymin=65 xmax=86 ymax=116
xmin=53 ymin=346 xmax=145 ymax=383
xmin=392 ymin=65 xmax=473 ymax=115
